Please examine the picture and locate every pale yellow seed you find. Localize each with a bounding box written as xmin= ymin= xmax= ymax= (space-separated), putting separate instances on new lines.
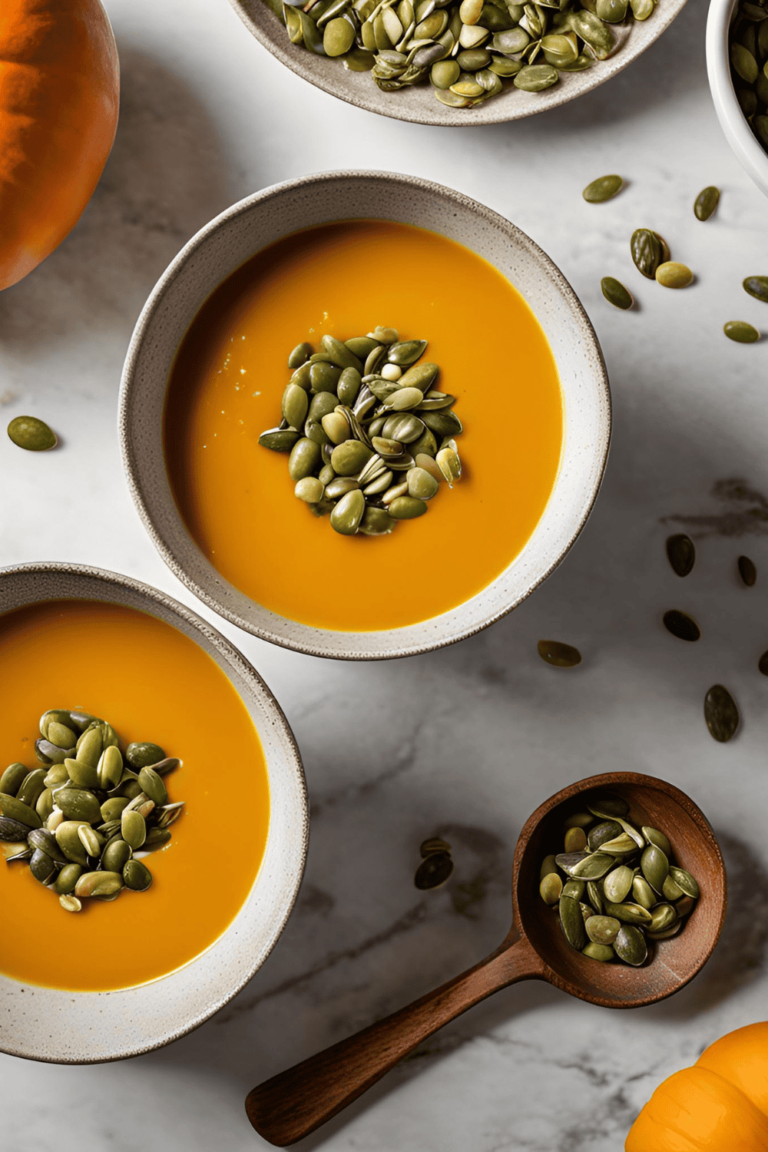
xmin=459 ymin=0 xmax=483 ymax=22
xmin=59 ymin=894 xmax=82 ymax=913
xmin=381 ymin=364 xmax=402 ymax=381
xmin=655 ymin=261 xmax=693 ymax=289
xmin=47 ymin=809 xmax=64 ymax=832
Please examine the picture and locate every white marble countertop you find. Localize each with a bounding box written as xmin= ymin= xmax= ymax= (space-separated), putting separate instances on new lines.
xmin=3 ymin=0 xmax=768 ymax=1147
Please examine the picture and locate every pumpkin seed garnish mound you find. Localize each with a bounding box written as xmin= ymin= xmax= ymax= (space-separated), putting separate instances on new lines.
xmin=270 ymin=0 xmax=660 ymax=112
xmin=0 ymin=707 xmax=184 ymax=910
xmin=729 ymin=0 xmax=768 ymax=154
xmin=259 ymin=329 xmax=463 ymax=536
xmin=541 ymin=793 xmax=701 ymax=967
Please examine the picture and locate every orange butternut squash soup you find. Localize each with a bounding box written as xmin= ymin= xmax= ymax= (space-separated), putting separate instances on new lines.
xmin=165 ymin=220 xmax=563 ymax=632
xmin=0 ymin=600 xmax=270 ymax=991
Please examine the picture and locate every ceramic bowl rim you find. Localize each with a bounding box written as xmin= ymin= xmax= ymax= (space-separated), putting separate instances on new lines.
xmin=706 ymin=0 xmax=768 ymax=196
xmin=227 ymin=0 xmax=689 ymax=128
xmin=119 ymin=169 xmax=611 ymax=661
xmin=0 ymin=560 xmax=308 ymax=1064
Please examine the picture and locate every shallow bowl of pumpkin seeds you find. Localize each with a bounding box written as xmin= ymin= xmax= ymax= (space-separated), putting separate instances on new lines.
xmin=229 ymin=0 xmax=689 ymax=125
xmin=515 ymin=774 xmax=726 ymax=1004
xmin=707 ymin=0 xmax=768 ymax=196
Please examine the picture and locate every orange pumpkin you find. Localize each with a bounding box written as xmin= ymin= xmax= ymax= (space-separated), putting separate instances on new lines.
xmin=0 ymin=0 xmax=119 ymax=291
xmin=626 ymin=1022 xmax=768 ymax=1152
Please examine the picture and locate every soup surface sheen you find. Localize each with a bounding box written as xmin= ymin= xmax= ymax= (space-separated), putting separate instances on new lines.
xmin=165 ymin=220 xmax=563 ymax=632
xmin=0 ymin=600 xmax=270 ymax=992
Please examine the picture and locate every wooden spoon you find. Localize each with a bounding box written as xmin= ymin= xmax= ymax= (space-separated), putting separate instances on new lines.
xmin=246 ymin=772 xmax=727 ymax=1146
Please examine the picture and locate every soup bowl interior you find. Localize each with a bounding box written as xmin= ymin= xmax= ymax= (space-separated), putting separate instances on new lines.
xmin=513 ymin=773 xmax=727 ymax=1008
xmin=0 ymin=563 xmax=307 ymax=1063
xmin=121 ymin=171 xmax=611 ymax=660
xmin=229 ymin=0 xmax=689 ymax=128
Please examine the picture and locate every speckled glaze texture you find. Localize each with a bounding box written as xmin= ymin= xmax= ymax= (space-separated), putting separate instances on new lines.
xmin=707 ymin=0 xmax=768 ymax=196
xmin=0 ymin=564 xmax=308 ymax=1064
xmin=120 ymin=171 xmax=611 ymax=660
xmin=229 ymin=0 xmax=688 ymax=127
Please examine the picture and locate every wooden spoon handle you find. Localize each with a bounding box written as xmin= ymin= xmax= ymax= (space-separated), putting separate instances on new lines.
xmin=245 ymin=936 xmax=544 ymax=1146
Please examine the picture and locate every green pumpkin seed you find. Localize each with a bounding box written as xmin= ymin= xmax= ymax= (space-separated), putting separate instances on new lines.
xmin=562 ymin=879 xmax=585 ymax=900
xmin=537 ymin=640 xmax=582 ymax=668
xmin=121 ymin=809 xmax=147 ymax=850
xmin=294 ymin=476 xmax=325 ymax=504
xmin=666 ymin=533 xmax=695 ymax=577
xmin=568 ymin=852 xmax=616 ymax=880
xmin=642 ymin=827 xmax=672 ymax=856
xmin=389 ymin=495 xmax=428 ymax=520
xmin=655 ymin=261 xmax=694 ymax=289
xmin=564 ymin=826 xmax=587 ymax=854
xmin=414 ymin=851 xmax=453 ymax=889
xmin=0 ymin=815 xmax=34 ymax=843
xmin=662 ymin=609 xmax=701 ymax=642
xmin=29 ymin=848 xmax=56 ymax=884
xmin=75 ymin=870 xmax=124 ymax=898
xmin=603 ymin=864 xmax=633 ymax=903
xmin=337 ymin=367 xmax=362 ymax=406
xmin=586 ymin=795 xmax=630 ymax=819
xmin=36 ymin=787 xmax=54 ymax=822
xmin=583 ymin=175 xmax=625 ymax=204
xmin=323 ymin=14 xmax=356 ymax=53
xmin=630 ymin=228 xmax=664 ymax=279
xmin=540 ymin=854 xmax=559 ymax=879
xmin=694 ymin=186 xmax=720 ymax=221
xmin=586 ymin=881 xmax=604 ymax=913
xmin=258 ymin=427 xmax=301 ymax=452
xmin=601 ymin=276 xmax=633 ymax=310
xmin=143 ymin=827 xmax=172 ymax=850
xmin=632 ymin=876 xmax=656 ymax=909
xmin=595 ymin=0 xmax=627 ymax=19
xmin=732 ymin=41 xmax=759 ymax=81
xmin=97 ymin=745 xmax=124 ymax=791
xmin=52 ymin=863 xmax=83 ymax=895
xmin=649 ymin=903 xmax=678 ymax=933
xmin=676 ymin=895 xmax=696 ymax=918
xmin=102 ymin=838 xmax=132 ymax=872
xmin=431 ymin=58 xmax=461 ymax=87
xmin=287 ymin=437 xmax=323 ymax=481
xmin=669 ymin=866 xmax=700 ymax=898
xmin=125 ymin=742 xmax=166 ymax=769
xmin=55 ymin=821 xmax=89 ymax=865
xmin=64 ymin=756 xmax=99 ymax=790
xmin=288 ymin=342 xmax=313 ymax=370
xmin=613 ymin=924 xmax=648 ymax=966
xmin=40 ymin=710 xmax=74 ymax=739
xmin=587 ymin=820 xmax=622 ymax=852
xmin=77 ymin=825 xmax=103 ymax=858
xmin=513 ymin=62 xmax=559 ymax=90
xmin=743 ymin=275 xmax=768 ymax=302
xmin=585 ymin=914 xmax=621 ymax=945
xmin=28 ymin=827 xmax=68 ymax=862
xmin=0 ymin=793 xmax=42 ymax=829
xmin=330 ymin=489 xmax=366 ymax=535
xmin=407 ymin=467 xmax=439 ymax=500
xmin=0 ymin=764 xmax=27 ymax=797
xmin=54 ymin=788 xmax=100 ymax=824
xmin=597 ymin=833 xmax=640 ymax=855
xmin=582 ymin=942 xmax=615 ymax=961
xmin=436 ymin=446 xmax=461 ymax=486
xmin=559 ymin=893 xmax=587 ymax=950
xmin=736 ymin=554 xmax=757 ymax=586
xmin=309 ymin=362 xmax=342 ymax=393
xmin=7 ymin=415 xmax=57 ymax=451
xmin=124 ymin=859 xmax=153 ymax=892
xmin=604 ymin=900 xmax=653 ymax=925
xmin=540 ymin=872 xmax=563 ymax=904
xmin=282 ymin=383 xmax=310 ymax=430
xmin=724 ymin=320 xmax=760 ymax=343
xmin=17 ymin=768 xmax=46 ymax=809
xmin=564 ymin=811 xmax=595 ymax=830
xmin=704 ymin=683 xmax=740 ymax=742
xmin=662 ymin=873 xmax=685 ymax=901
xmin=138 ymin=767 xmax=168 ymax=808
xmin=47 ymin=721 xmax=76 ymax=750
xmin=641 ymin=844 xmax=669 ymax=893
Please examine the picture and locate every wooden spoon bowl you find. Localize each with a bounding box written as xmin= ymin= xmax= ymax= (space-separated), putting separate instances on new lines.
xmin=246 ymin=772 xmax=727 ymax=1145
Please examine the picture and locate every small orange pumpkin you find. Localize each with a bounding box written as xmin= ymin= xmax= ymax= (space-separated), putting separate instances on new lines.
xmin=626 ymin=1022 xmax=768 ymax=1152
xmin=0 ymin=0 xmax=119 ymax=291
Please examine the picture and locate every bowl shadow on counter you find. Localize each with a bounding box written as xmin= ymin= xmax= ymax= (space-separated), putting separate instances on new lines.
xmin=0 ymin=46 xmax=236 ymax=358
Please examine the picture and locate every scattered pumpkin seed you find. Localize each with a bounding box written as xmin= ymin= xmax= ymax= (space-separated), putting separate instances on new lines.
xmin=666 ymin=534 xmax=695 ymax=577
xmin=582 ymin=942 xmax=615 ymax=961
xmin=414 ymin=851 xmax=454 ymax=889
xmin=537 ymin=640 xmax=582 ymax=668
xmin=743 ymin=275 xmax=768 ymax=303
xmin=738 ymin=555 xmax=757 ymax=586
xmin=704 ymin=684 xmax=740 ymax=742
xmin=601 ymin=276 xmax=633 ymax=310
xmin=724 ymin=320 xmax=760 ymax=343
xmin=662 ymin=609 xmax=701 ymax=642
xmin=7 ymin=415 xmax=58 ymax=451
xmin=631 ymin=229 xmax=664 ymax=279
xmin=59 ymin=894 xmax=82 ymax=913
xmin=655 ymin=261 xmax=693 ymax=289
xmin=694 ymin=186 xmax=720 ymax=221
xmin=583 ymin=175 xmax=624 ymax=203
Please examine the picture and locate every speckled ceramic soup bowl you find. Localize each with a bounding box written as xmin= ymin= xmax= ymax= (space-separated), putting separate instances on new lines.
xmin=0 ymin=563 xmax=307 ymax=1063
xmin=229 ymin=0 xmax=689 ymax=127
xmin=120 ymin=171 xmax=611 ymax=660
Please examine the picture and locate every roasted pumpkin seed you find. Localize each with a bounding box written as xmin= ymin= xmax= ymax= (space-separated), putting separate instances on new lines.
xmin=415 ymin=851 xmax=454 ymax=889
xmin=666 ymin=533 xmax=695 ymax=577
xmin=537 ymin=640 xmax=582 ymax=668
xmin=743 ymin=275 xmax=768 ymax=303
xmin=7 ymin=415 xmax=57 ymax=451
xmin=601 ymin=276 xmax=633 ymax=310
xmin=655 ymin=261 xmax=693 ymax=289
xmin=704 ymin=684 xmax=740 ymax=742
xmin=583 ymin=174 xmax=624 ymax=203
xmin=662 ymin=609 xmax=701 ymax=642
xmin=738 ymin=555 xmax=757 ymax=585
xmin=724 ymin=320 xmax=760 ymax=343
xmin=694 ymin=186 xmax=720 ymax=221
